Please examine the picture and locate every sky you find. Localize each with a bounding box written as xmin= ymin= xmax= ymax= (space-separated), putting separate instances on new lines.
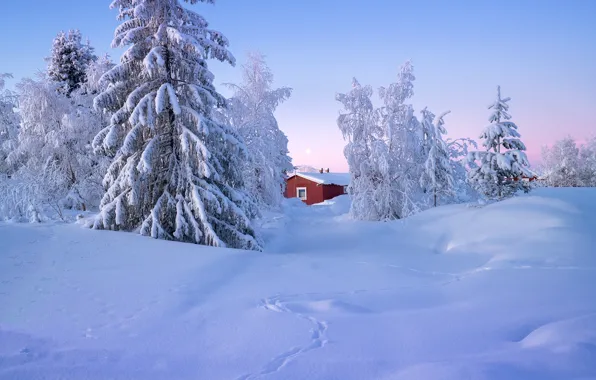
xmin=1 ymin=0 xmax=595 ymax=171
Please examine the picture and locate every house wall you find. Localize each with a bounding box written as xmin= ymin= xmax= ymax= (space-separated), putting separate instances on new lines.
xmin=322 ymin=184 xmax=346 ymax=202
xmin=284 ymin=176 xmax=325 ymax=205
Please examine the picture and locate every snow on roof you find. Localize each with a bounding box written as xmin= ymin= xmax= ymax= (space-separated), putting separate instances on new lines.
xmin=294 ymin=172 xmax=351 ymax=186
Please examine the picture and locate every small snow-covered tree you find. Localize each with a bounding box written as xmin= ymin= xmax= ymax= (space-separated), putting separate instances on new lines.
xmin=224 ymin=52 xmax=293 ymax=209
xmin=419 ymin=110 xmax=454 ymax=206
xmin=0 ymin=74 xmax=19 ymax=174
xmin=446 ymin=137 xmax=478 ymax=202
xmin=337 ymin=78 xmax=395 ymax=220
xmin=92 ymin=0 xmax=259 ymax=250
xmin=46 ymin=29 xmax=97 ymax=95
xmin=468 ymin=86 xmax=533 ymax=199
xmin=541 ymin=136 xmax=581 ymax=187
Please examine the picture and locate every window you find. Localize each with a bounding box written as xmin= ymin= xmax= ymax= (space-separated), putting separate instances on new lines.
xmin=297 ymin=187 xmax=307 ymax=200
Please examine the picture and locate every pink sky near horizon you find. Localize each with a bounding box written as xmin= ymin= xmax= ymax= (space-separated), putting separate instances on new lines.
xmin=275 ymin=86 xmax=591 ymax=173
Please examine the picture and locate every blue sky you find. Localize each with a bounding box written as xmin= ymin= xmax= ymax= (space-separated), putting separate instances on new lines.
xmin=1 ymin=0 xmax=595 ymax=170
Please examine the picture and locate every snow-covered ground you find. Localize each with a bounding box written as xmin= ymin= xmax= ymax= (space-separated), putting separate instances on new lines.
xmin=2 ymin=188 xmax=596 ymax=379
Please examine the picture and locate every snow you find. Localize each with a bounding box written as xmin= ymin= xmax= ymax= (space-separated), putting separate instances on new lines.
xmin=2 ymin=188 xmax=596 ymax=379
xmin=293 ymin=171 xmax=350 ymax=186
xmin=290 ymin=165 xmax=319 ymax=174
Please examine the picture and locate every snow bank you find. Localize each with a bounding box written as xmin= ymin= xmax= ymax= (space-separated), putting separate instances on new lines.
xmin=1 ymin=188 xmax=596 ymax=379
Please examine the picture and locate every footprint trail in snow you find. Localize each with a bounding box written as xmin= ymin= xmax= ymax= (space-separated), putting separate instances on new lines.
xmin=235 ymin=295 xmax=328 ymax=380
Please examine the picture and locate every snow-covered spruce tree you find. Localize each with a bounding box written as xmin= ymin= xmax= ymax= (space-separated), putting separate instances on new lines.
xmin=0 ymin=74 xmax=19 ymax=175
xmin=419 ymin=110 xmax=454 ymax=206
xmin=377 ymin=61 xmax=423 ymax=218
xmin=468 ymin=86 xmax=533 ymax=199
xmin=46 ymin=29 xmax=97 ymax=95
xmin=337 ymin=78 xmax=395 ymax=220
xmin=92 ymin=0 xmax=260 ymax=250
xmin=223 ymin=52 xmax=293 ymax=209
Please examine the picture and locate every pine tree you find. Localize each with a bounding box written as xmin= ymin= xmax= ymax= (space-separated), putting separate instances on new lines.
xmin=46 ymin=30 xmax=97 ymax=95
xmin=420 ymin=110 xmax=454 ymax=206
xmin=92 ymin=0 xmax=260 ymax=250
xmin=224 ymin=52 xmax=293 ymax=209
xmin=468 ymin=86 xmax=533 ymax=199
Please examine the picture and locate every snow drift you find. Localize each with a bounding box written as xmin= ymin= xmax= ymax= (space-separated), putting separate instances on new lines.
xmin=1 ymin=188 xmax=596 ymax=379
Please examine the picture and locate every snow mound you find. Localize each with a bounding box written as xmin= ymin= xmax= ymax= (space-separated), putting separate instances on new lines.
xmin=520 ymin=314 xmax=596 ymax=352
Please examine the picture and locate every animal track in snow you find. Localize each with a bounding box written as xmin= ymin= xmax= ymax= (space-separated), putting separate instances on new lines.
xmin=235 ymin=295 xmax=329 ymax=380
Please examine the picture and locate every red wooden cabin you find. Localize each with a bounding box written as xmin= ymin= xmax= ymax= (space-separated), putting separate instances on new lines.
xmin=284 ymin=171 xmax=350 ymax=205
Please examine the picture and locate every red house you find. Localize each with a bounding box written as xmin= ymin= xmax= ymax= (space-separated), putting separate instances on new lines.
xmin=285 ymin=171 xmax=350 ymax=205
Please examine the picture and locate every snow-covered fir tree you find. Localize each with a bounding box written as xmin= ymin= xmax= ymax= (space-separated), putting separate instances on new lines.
xmin=46 ymin=29 xmax=97 ymax=95
xmin=468 ymin=86 xmax=533 ymax=199
xmin=92 ymin=0 xmax=260 ymax=250
xmin=0 ymin=74 xmax=19 ymax=175
xmin=337 ymin=78 xmax=395 ymax=221
xmin=223 ymin=52 xmax=293 ymax=209
xmin=419 ymin=110 xmax=454 ymax=206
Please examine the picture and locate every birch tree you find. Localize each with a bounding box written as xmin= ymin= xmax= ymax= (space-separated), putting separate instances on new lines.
xmin=224 ymin=52 xmax=293 ymax=209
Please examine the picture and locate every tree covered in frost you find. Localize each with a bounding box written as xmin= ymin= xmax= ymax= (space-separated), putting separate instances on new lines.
xmin=540 ymin=136 xmax=596 ymax=187
xmin=84 ymin=54 xmax=116 ymax=95
xmin=419 ymin=110 xmax=454 ymax=206
xmin=579 ymin=137 xmax=596 ymax=187
xmin=377 ymin=61 xmax=423 ymax=218
xmin=223 ymin=52 xmax=293 ymax=209
xmin=540 ymin=136 xmax=581 ymax=187
xmin=468 ymin=86 xmax=532 ymax=199
xmin=337 ymin=78 xmax=396 ymax=220
xmin=337 ymin=78 xmax=390 ymax=220
xmin=338 ymin=61 xmax=478 ymax=219
xmin=92 ymin=0 xmax=260 ymax=250
xmin=0 ymin=74 xmax=19 ymax=174
xmin=46 ymin=29 xmax=97 ymax=95
xmin=446 ymin=137 xmax=478 ymax=202
xmin=8 ymin=70 xmax=110 ymax=213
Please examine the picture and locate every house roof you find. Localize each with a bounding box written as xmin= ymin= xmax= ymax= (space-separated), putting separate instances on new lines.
xmin=292 ymin=172 xmax=351 ymax=186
